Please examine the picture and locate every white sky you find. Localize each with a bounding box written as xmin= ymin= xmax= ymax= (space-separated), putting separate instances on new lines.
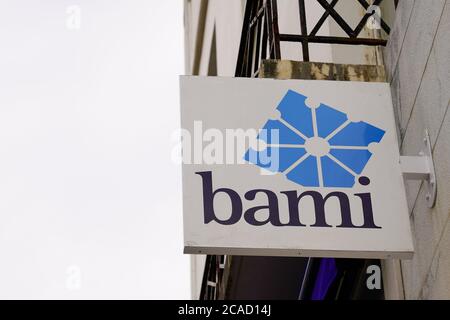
xmin=0 ymin=1 xmax=190 ymax=299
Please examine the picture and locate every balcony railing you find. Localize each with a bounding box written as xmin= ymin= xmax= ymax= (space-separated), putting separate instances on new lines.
xmin=236 ymin=0 xmax=394 ymax=77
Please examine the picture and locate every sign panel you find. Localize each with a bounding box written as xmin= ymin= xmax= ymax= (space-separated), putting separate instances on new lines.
xmin=180 ymin=76 xmax=413 ymax=259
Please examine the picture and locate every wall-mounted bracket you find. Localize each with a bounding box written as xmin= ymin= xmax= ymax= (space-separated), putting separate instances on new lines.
xmin=400 ymin=130 xmax=436 ymax=208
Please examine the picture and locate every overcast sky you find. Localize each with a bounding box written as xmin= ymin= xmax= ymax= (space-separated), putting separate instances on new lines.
xmin=0 ymin=1 xmax=189 ymax=299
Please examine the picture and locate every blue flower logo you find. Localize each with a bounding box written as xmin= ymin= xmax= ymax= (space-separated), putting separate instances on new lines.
xmin=244 ymin=90 xmax=386 ymax=188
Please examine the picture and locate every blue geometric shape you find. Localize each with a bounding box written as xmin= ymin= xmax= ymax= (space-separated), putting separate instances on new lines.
xmin=277 ymin=90 xmax=314 ymax=138
xmin=244 ymin=89 xmax=386 ymax=188
xmin=287 ymin=155 xmax=319 ymax=187
xmin=321 ymin=156 xmax=355 ymax=188
xmin=316 ymin=104 xmax=348 ymax=138
xmin=244 ymin=147 xmax=307 ymax=172
xmin=258 ymin=120 xmax=305 ymax=145
xmin=329 ymin=149 xmax=373 ymax=174
xmin=328 ymin=122 xmax=385 ymax=147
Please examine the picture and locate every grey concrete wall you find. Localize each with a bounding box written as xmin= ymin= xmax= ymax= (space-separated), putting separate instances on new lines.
xmin=384 ymin=0 xmax=450 ymax=299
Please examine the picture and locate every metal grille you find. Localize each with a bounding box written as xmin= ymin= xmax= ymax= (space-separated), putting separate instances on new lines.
xmin=200 ymin=255 xmax=225 ymax=300
xmin=236 ymin=0 xmax=393 ymax=77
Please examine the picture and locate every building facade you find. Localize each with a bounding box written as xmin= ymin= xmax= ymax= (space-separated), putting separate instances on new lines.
xmin=183 ymin=0 xmax=450 ymax=299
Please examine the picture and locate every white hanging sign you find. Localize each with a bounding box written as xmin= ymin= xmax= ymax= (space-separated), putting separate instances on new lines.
xmin=179 ymin=76 xmax=413 ymax=259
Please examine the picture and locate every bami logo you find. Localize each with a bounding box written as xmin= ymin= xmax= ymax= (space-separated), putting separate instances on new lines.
xmin=244 ymin=89 xmax=385 ymax=188
xmin=196 ymin=90 xmax=386 ymax=229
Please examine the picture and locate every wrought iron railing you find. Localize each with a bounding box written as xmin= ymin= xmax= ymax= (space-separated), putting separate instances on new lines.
xmin=200 ymin=255 xmax=225 ymax=300
xmin=236 ymin=0 xmax=394 ymax=77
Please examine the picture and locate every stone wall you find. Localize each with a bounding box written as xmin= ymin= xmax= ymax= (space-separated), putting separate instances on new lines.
xmin=259 ymin=60 xmax=386 ymax=82
xmin=384 ymin=0 xmax=450 ymax=299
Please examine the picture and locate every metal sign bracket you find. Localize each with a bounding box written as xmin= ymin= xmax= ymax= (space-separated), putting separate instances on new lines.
xmin=400 ymin=130 xmax=437 ymax=208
